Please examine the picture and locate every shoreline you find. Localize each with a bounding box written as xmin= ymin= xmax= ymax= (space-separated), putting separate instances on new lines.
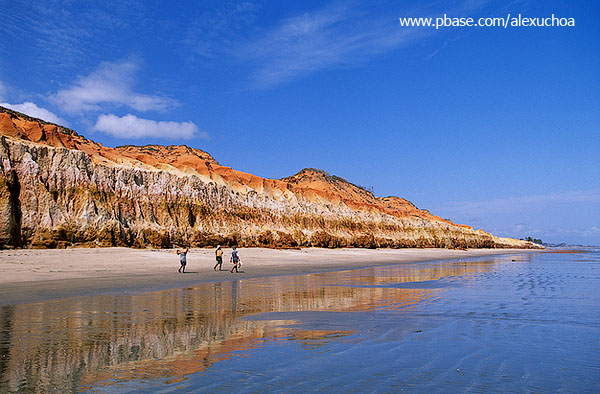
xmin=0 ymin=247 xmax=540 ymax=306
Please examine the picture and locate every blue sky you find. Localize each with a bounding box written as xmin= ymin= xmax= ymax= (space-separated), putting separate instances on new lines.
xmin=0 ymin=0 xmax=598 ymax=244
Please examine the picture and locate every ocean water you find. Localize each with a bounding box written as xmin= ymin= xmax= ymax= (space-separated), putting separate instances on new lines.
xmin=0 ymin=249 xmax=598 ymax=393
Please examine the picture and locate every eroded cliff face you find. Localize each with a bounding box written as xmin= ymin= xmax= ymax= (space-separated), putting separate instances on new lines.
xmin=0 ymin=106 xmax=539 ymax=249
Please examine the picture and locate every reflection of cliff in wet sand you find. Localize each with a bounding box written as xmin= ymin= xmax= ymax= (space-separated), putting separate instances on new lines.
xmin=0 ymin=106 xmax=540 ymax=250
xmin=0 ymin=260 xmax=500 ymax=393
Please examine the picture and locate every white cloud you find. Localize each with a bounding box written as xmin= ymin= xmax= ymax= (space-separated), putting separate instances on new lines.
xmin=94 ymin=114 xmax=205 ymax=140
xmin=51 ymin=60 xmax=177 ymax=114
xmin=0 ymin=81 xmax=6 ymax=100
xmin=0 ymin=102 xmax=68 ymax=126
xmin=238 ymin=3 xmax=431 ymax=88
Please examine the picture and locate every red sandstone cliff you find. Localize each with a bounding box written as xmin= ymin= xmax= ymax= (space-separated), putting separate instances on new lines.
xmin=0 ymin=105 xmax=539 ymax=249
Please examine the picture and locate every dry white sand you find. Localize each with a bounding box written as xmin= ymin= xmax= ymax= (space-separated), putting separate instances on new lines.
xmin=0 ymin=247 xmax=537 ymax=305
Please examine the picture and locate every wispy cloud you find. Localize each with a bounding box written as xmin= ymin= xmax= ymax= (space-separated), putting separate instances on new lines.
xmin=498 ymin=224 xmax=600 ymax=244
xmin=477 ymin=222 xmax=600 ymax=245
xmin=94 ymin=114 xmax=204 ymax=140
xmin=549 ymin=225 xmax=600 ymax=238
xmin=0 ymin=81 xmax=6 ymax=100
xmin=51 ymin=60 xmax=177 ymax=114
xmin=184 ymin=2 xmax=261 ymax=60
xmin=0 ymin=101 xmax=68 ymax=126
xmin=0 ymin=1 xmax=150 ymax=74
xmin=237 ymin=2 xmax=431 ymax=88
xmin=440 ymin=190 xmax=600 ymax=215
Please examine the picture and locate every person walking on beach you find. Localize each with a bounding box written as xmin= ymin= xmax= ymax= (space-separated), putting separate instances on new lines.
xmin=177 ymin=247 xmax=189 ymax=273
xmin=214 ymin=245 xmax=223 ymax=271
xmin=230 ymin=247 xmax=240 ymax=273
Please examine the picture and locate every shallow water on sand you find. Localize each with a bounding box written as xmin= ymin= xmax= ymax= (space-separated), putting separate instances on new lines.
xmin=0 ymin=250 xmax=599 ymax=393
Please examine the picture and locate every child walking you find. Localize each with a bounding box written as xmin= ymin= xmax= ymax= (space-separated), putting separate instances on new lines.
xmin=230 ymin=247 xmax=240 ymax=273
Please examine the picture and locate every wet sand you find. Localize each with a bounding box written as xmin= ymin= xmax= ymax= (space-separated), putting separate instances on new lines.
xmin=2 ymin=249 xmax=597 ymax=393
xmin=0 ymin=247 xmax=534 ymax=305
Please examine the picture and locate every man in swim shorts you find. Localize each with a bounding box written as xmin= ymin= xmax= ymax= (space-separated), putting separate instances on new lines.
xmin=177 ymin=247 xmax=189 ymax=273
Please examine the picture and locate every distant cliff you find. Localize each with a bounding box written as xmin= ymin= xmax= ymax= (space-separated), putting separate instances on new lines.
xmin=0 ymin=106 xmax=540 ymax=249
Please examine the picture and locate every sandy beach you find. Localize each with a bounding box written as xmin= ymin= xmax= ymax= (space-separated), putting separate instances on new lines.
xmin=0 ymin=247 xmax=536 ymax=305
